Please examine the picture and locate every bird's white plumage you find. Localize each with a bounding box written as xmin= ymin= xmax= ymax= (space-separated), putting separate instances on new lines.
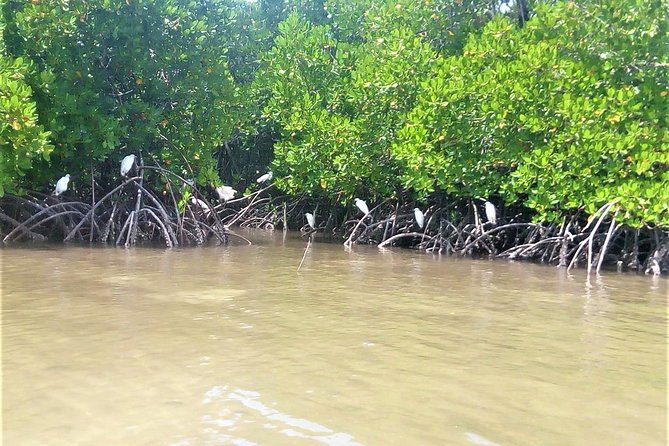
xmin=256 ymin=172 xmax=273 ymax=183
xmin=414 ymin=208 xmax=424 ymax=229
xmin=215 ymin=185 xmax=237 ymax=202
xmin=354 ymin=198 xmax=369 ymax=215
xmin=120 ymin=154 xmax=136 ymax=177
xmin=484 ymin=201 xmax=497 ymax=225
xmin=189 ymin=196 xmax=208 ymax=207
xmin=53 ymin=174 xmax=70 ymax=196
xmin=305 ymin=212 xmax=315 ymax=229
xmin=189 ymin=197 xmax=212 ymax=216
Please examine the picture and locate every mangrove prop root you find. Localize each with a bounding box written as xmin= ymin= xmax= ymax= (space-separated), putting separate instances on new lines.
xmin=596 ymin=210 xmax=619 ymax=274
xmin=297 ymin=236 xmax=312 ymax=272
xmin=378 ymin=232 xmax=427 ymax=248
xmin=1 ymin=164 xmax=232 ymax=247
xmin=1 ymin=188 xmax=666 ymax=275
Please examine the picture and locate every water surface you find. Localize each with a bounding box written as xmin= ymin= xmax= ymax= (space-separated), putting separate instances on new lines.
xmin=2 ymin=231 xmax=667 ymax=445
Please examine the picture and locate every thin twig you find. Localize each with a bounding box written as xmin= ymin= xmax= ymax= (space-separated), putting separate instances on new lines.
xmin=297 ymin=236 xmax=312 ymax=272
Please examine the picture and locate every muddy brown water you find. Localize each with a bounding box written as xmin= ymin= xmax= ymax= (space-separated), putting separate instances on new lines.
xmin=2 ymin=230 xmax=667 ymax=445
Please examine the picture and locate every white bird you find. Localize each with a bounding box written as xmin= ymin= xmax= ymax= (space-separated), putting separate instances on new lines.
xmin=215 ymin=185 xmax=237 ymax=202
xmin=414 ymin=208 xmax=424 ymax=229
xmin=305 ymin=212 xmax=315 ymax=229
xmin=120 ymin=154 xmax=136 ymax=177
xmin=484 ymin=201 xmax=497 ymax=225
xmin=354 ymin=198 xmax=369 ymax=215
xmin=53 ymin=174 xmax=70 ymax=196
xmin=256 ymin=171 xmax=273 ymax=184
xmin=188 ymin=196 xmax=212 ymax=216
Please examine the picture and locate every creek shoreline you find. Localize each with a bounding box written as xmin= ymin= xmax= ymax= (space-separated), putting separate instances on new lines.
xmin=1 ymin=181 xmax=667 ymax=276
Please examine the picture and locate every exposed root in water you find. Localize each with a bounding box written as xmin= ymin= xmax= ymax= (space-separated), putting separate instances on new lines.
xmin=2 ymin=185 xmax=667 ymax=276
xmin=0 ymin=163 xmax=231 ymax=247
xmin=234 ymin=196 xmax=668 ymax=276
xmin=297 ymin=235 xmax=312 ymax=272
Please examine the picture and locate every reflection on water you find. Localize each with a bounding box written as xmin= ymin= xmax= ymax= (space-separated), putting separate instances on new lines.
xmin=191 ymin=386 xmax=362 ymax=446
xmin=2 ymin=230 xmax=667 ymax=445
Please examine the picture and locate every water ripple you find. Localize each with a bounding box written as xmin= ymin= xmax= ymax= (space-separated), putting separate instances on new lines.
xmin=201 ymin=386 xmax=364 ymax=445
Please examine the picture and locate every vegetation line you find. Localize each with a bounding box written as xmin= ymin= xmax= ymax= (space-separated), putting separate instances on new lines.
xmin=0 ymin=0 xmax=666 ymax=274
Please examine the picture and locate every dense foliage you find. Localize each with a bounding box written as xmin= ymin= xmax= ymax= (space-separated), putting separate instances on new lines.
xmin=396 ymin=1 xmax=668 ymax=226
xmin=1 ymin=0 xmax=666 ymax=228
xmin=0 ymin=10 xmax=52 ymax=195
xmin=2 ymin=0 xmax=237 ymax=193
xmin=260 ymin=0 xmax=668 ymax=227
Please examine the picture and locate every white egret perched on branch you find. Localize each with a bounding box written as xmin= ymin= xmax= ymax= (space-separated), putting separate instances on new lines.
xmin=484 ymin=201 xmax=497 ymax=225
xmin=120 ymin=154 xmax=136 ymax=177
xmin=256 ymin=171 xmax=273 ymax=184
xmin=53 ymin=174 xmax=70 ymax=196
xmin=215 ymin=185 xmax=237 ymax=202
xmin=188 ymin=196 xmax=212 ymax=216
xmin=305 ymin=212 xmax=316 ymax=229
xmin=414 ymin=208 xmax=425 ymax=229
xmin=354 ymin=198 xmax=369 ymax=215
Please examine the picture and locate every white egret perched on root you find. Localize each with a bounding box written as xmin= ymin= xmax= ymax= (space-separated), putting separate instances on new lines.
xmin=53 ymin=174 xmax=70 ymax=196
xmin=120 ymin=154 xmax=136 ymax=177
xmin=305 ymin=212 xmax=316 ymax=229
xmin=256 ymin=171 xmax=273 ymax=184
xmin=189 ymin=196 xmax=212 ymax=217
xmin=215 ymin=185 xmax=237 ymax=202
xmin=414 ymin=208 xmax=425 ymax=229
xmin=484 ymin=201 xmax=497 ymax=225
xmin=354 ymin=198 xmax=369 ymax=215
xmin=343 ymin=198 xmax=372 ymax=248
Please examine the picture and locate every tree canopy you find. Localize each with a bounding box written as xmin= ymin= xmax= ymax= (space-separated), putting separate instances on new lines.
xmin=1 ymin=0 xmax=667 ymax=228
xmin=2 ymin=0 xmax=237 ymax=193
